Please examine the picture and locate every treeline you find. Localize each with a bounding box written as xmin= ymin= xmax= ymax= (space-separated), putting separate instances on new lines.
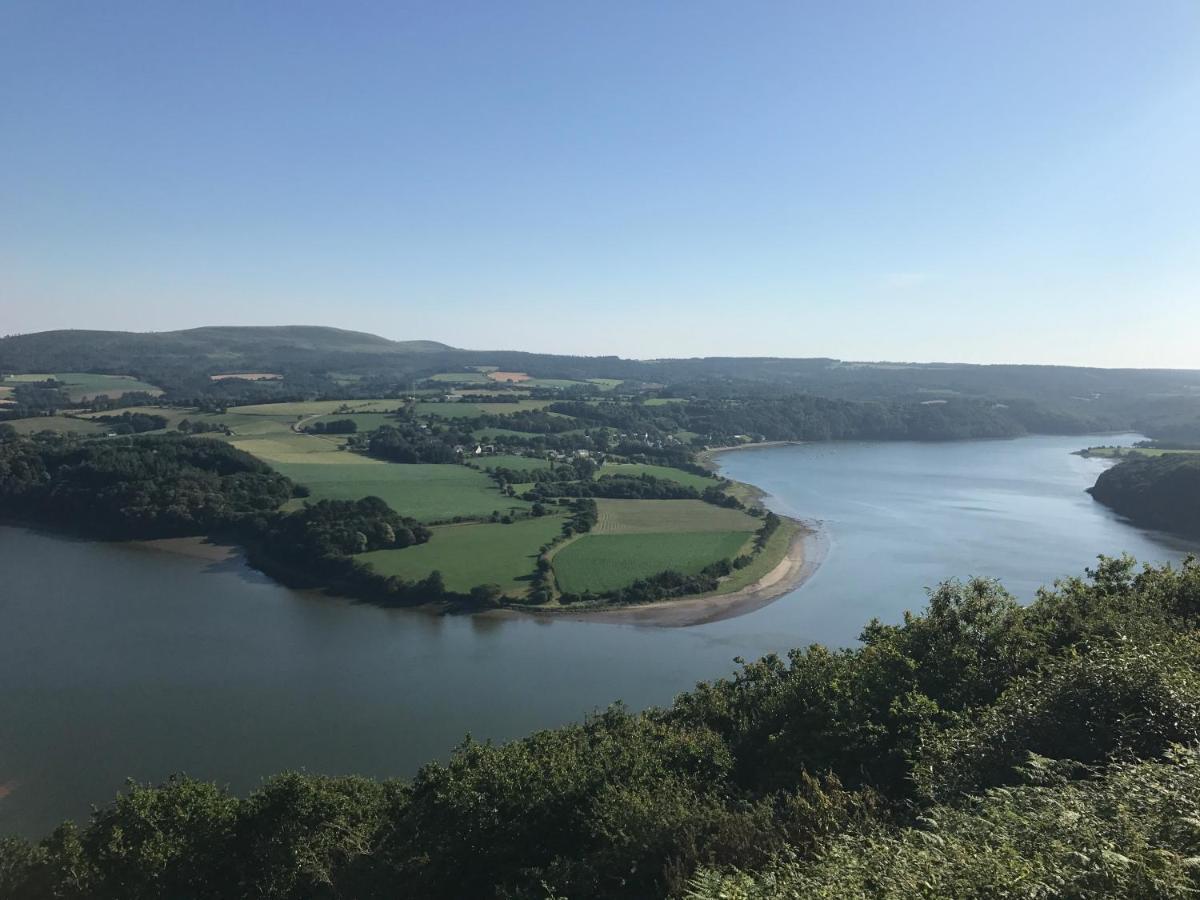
xmin=0 ymin=431 xmax=294 ymax=538
xmin=355 ymin=420 xmax=471 ymax=464
xmin=5 ymin=558 xmax=1199 ymax=898
xmin=0 ymin=432 xmax=476 ymax=609
xmin=1088 ymin=453 xmax=1200 ymax=534
xmin=92 ymin=411 xmax=167 ymax=434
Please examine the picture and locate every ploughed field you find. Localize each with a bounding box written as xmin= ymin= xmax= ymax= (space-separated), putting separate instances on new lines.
xmin=1 ymin=387 xmax=789 ymax=604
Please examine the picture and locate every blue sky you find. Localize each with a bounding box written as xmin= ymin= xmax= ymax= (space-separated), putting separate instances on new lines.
xmin=2 ymin=1 xmax=1198 ymax=366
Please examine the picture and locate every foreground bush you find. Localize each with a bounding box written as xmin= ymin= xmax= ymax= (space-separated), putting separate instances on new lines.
xmin=2 ymin=556 xmax=1199 ymax=898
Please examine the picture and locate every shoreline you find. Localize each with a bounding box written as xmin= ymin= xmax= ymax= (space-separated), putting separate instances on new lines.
xmin=506 ymin=517 xmax=822 ymax=627
xmin=495 ymin=443 xmax=824 ymax=627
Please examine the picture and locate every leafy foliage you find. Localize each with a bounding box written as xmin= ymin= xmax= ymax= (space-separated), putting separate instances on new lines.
xmin=5 ymin=557 xmax=1200 ymax=898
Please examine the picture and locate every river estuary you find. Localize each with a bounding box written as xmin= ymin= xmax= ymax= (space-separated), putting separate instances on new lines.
xmin=2 ymin=433 xmax=1196 ymax=835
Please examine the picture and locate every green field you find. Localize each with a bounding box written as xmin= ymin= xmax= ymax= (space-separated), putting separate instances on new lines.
xmin=413 ymin=400 xmax=555 ymax=419
xmin=587 ymin=378 xmax=623 ymax=390
xmin=228 ymin=399 xmax=404 ymax=417
xmin=358 ymin=514 xmax=565 ymax=594
xmin=273 ymin=459 xmax=527 ymax=522
xmin=521 ymin=378 xmax=589 ymax=389
xmin=477 ymin=454 xmax=554 ymax=473
xmin=3 ymin=372 xmax=163 ymax=401
xmin=597 ymin=462 xmax=718 ymax=491
xmin=592 ymin=499 xmax=759 ymax=534
xmin=4 ymin=415 xmax=107 ymax=435
xmin=553 ymin=531 xmax=753 ymax=594
xmin=428 ymin=372 xmax=491 ymax=383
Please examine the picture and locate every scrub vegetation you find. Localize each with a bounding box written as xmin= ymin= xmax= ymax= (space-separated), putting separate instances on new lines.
xmin=5 ymin=558 xmax=1200 ymax=899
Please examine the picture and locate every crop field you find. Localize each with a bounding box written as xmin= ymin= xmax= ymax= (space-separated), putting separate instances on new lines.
xmin=4 ymin=372 xmax=163 ymax=401
xmin=358 ymin=514 xmax=565 ymax=594
xmin=521 ymin=378 xmax=589 ymax=389
xmin=228 ymin=399 xmax=404 ymax=417
xmin=592 ymin=499 xmax=759 ymax=535
xmin=413 ymin=400 xmax=555 ymax=419
xmin=486 ymin=371 xmax=530 ymax=383
xmin=271 ymin=459 xmax=528 ymax=522
xmin=231 ymin=432 xmax=356 ymax=464
xmin=476 ymin=454 xmax=553 ymax=473
xmin=5 ymin=415 xmax=108 ymax=435
xmin=429 ymin=372 xmax=492 ymax=383
xmin=553 ymin=531 xmax=753 ymax=595
xmin=597 ymin=463 xmax=718 ymax=491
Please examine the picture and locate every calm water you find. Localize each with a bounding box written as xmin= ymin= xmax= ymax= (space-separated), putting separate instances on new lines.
xmin=2 ymin=433 xmax=1196 ymax=836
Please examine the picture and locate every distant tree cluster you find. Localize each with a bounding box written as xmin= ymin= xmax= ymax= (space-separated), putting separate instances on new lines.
xmin=92 ymin=411 xmax=167 ymax=434
xmin=358 ymin=421 xmax=468 ymax=464
xmin=257 ymin=496 xmax=429 ymax=558
xmin=303 ymin=418 xmax=357 ymax=434
xmin=0 ymin=433 xmax=295 ymax=538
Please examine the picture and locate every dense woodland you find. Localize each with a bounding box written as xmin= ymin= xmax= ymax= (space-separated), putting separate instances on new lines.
xmin=4 ymin=325 xmax=1200 ymax=441
xmin=4 ymin=557 xmax=1200 ymax=898
xmin=0 ymin=431 xmax=294 ymax=538
xmin=1089 ymin=453 xmax=1200 ymax=534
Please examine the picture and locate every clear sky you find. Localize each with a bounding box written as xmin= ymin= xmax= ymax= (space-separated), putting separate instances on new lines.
xmin=2 ymin=2 xmax=1198 ymax=366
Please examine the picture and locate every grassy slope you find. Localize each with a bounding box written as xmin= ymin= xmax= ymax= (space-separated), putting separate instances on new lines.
xmin=553 ymin=531 xmax=753 ymax=594
xmin=3 ymin=372 xmax=162 ymax=400
xmin=710 ymin=517 xmax=800 ymax=595
xmin=593 ymin=499 xmax=758 ymax=534
xmin=475 ymin=454 xmax=554 ymax=473
xmin=276 ymin=459 xmax=526 ymax=522
xmin=359 ymin=514 xmax=565 ymax=594
xmin=597 ymin=462 xmax=718 ymax=492
xmin=5 ymin=415 xmax=107 ymax=435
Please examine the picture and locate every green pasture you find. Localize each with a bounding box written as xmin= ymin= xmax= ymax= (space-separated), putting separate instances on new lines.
xmin=428 ymin=372 xmax=491 ymax=383
xmin=231 ymin=432 xmax=355 ymax=464
xmin=553 ymin=531 xmax=753 ymax=595
xmin=477 ymin=454 xmax=554 ymax=473
xmin=273 ymin=459 xmax=527 ymax=522
xmin=358 ymin=514 xmax=564 ymax=594
xmin=3 ymin=372 xmax=163 ymax=401
xmin=4 ymin=415 xmax=107 ymax=435
xmin=228 ymin=399 xmax=404 ymax=417
xmin=597 ymin=462 xmax=717 ymax=491
xmin=592 ymin=499 xmax=758 ymax=535
xmin=414 ymin=399 xmax=555 ymax=419
xmin=521 ymin=378 xmax=589 ymax=390
xmin=587 ymin=378 xmax=623 ymax=390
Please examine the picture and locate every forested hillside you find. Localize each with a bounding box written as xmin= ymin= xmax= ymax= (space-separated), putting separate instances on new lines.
xmin=4 ymin=556 xmax=1199 ymax=898
xmin=1089 ymin=453 xmax=1200 ymax=534
xmin=4 ymin=326 xmax=1200 ymax=439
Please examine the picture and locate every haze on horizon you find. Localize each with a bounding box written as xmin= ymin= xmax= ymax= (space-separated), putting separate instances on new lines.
xmin=2 ymin=2 xmax=1198 ymax=368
